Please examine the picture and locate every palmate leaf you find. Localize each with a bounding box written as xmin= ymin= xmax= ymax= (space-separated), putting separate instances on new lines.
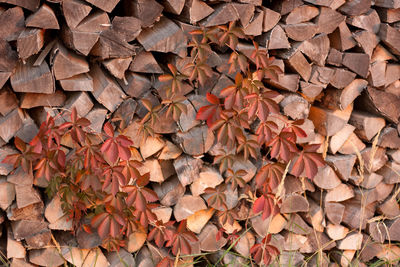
xmin=148 ymin=220 xmax=175 ymax=247
xmin=290 ymin=144 xmax=325 ymax=179
xmin=165 ymin=220 xmax=198 ymax=256
xmin=156 ymin=257 xmax=174 ymax=267
xmin=245 ymin=90 xmax=280 ymax=122
xmin=255 ymin=163 xmax=284 ymax=194
xmin=196 ymin=93 xmax=221 ymax=127
xmin=266 ymin=132 xmax=298 ymax=162
xmin=91 ymin=208 xmax=126 ymax=239
xmin=253 ymin=193 xmax=279 ymax=220
xmin=250 ymin=235 xmax=280 ymax=266
xmin=101 ymin=122 xmax=132 ymax=164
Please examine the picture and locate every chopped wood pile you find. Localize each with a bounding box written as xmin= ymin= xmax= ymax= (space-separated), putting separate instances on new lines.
xmin=1 ymin=0 xmax=400 ymax=266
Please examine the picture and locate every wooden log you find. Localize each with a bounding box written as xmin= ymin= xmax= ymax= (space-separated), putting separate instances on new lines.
xmin=111 ymin=16 xmax=141 ymax=42
xmin=349 ymin=110 xmax=385 ymax=141
xmin=25 ymin=3 xmax=59 ymax=29
xmin=0 ymin=40 xmax=18 ymax=73
xmin=173 ymin=195 xmax=207 ymax=222
xmin=180 ymin=0 xmax=214 ymax=24
xmin=137 ymin=17 xmax=186 ymax=57
xmin=337 ymin=132 xmax=366 ymax=154
xmin=300 ymin=33 xmax=330 ymax=66
xmin=84 ymin=106 xmax=107 ymax=133
xmin=325 ymin=202 xmax=345 ymax=224
xmin=20 ymin=90 xmax=66 ymax=109
xmin=326 ymin=154 xmax=357 ymax=180
xmin=62 ymin=0 xmax=92 ymax=29
xmin=309 ymin=104 xmax=352 ymax=136
xmin=283 ymin=22 xmax=318 ymax=41
xmin=103 ymin=57 xmax=131 ymax=80
xmin=191 ymin=167 xmax=223 ymax=196
xmin=338 ymin=0 xmax=371 ymax=16
xmin=11 ymin=59 xmax=54 ymax=94
xmin=326 ymin=223 xmax=349 ymax=240
xmin=0 ymin=109 xmax=23 ymax=142
xmin=174 ymin=125 xmax=214 ymax=156
xmin=232 ymin=3 xmax=256 ymax=28
xmin=130 ymin=50 xmax=163 ymax=74
xmin=378 ymin=126 xmax=400 ymax=149
xmin=243 ymin=10 xmax=264 ymax=36
xmin=266 ymin=73 xmax=299 ymax=92
xmin=379 ymin=23 xmax=400 ymax=56
xmin=52 ymin=43 xmax=89 ymax=80
xmin=315 ymin=6 xmax=345 ymax=34
xmin=0 ymin=86 xmax=18 ymax=116
xmin=29 ymin=248 xmax=64 ymax=267
xmin=300 ymin=81 xmax=323 ymax=101
xmin=281 ymin=194 xmax=309 ymax=213
xmin=329 ymin=124 xmax=355 ymax=154
xmin=279 ymin=93 xmax=310 ymax=120
xmin=272 ymin=0 xmax=303 ymax=15
xmin=125 ymin=0 xmax=163 ymax=28
xmin=353 ymin=30 xmax=380 ymax=57
xmin=285 ymin=5 xmax=319 ymax=24
xmin=361 ymin=146 xmax=388 ymax=173
xmin=59 ymin=73 xmax=93 ymax=92
xmin=347 ymin=9 xmax=380 ymax=33
xmin=85 ymin=0 xmax=120 ymax=12
xmin=285 ymin=51 xmax=312 ymax=81
xmin=342 ymin=52 xmax=370 ymax=78
xmin=153 ymin=175 xmax=185 ymax=206
xmin=314 ymin=165 xmax=342 ymax=189
xmin=62 ymin=11 xmax=110 ymax=56
xmin=0 ymin=0 xmax=39 ymax=11
xmin=376 ymin=7 xmax=400 ymax=22
xmin=17 ymin=29 xmax=45 ymax=60
xmin=358 ymin=86 xmax=400 ymax=123
xmin=161 ymin=0 xmax=185 ymax=15
xmin=374 ymin=0 xmax=400 ymax=8
xmin=329 ymin=21 xmax=357 ymax=51
xmin=369 ymin=61 xmax=386 ymax=87
xmin=89 ymin=64 xmax=126 ymax=112
xmin=266 ymin=25 xmax=291 ymax=50
xmin=90 ymin=29 xmax=137 ymax=59
xmin=0 ymin=7 xmax=25 ymax=42
xmin=63 ymin=91 xmax=94 ymax=117
xmin=118 ymin=72 xmax=151 ymax=98
xmin=330 ymin=68 xmax=356 ymax=89
xmin=199 ymin=3 xmax=239 ymax=27
xmin=325 ymin=183 xmax=354 ymax=202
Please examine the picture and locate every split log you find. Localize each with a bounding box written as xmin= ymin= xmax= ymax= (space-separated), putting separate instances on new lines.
xmin=329 ymin=124 xmax=355 ymax=154
xmin=63 ymin=91 xmax=94 ymax=117
xmin=379 ymin=23 xmax=400 ymax=55
xmin=353 ymin=30 xmax=380 ymax=57
xmin=52 ymin=43 xmax=89 ymax=80
xmin=181 ymin=0 xmax=214 ymax=24
xmin=337 ymin=132 xmax=366 ymax=154
xmin=300 ymin=33 xmax=330 ymax=66
xmin=90 ymin=29 xmax=137 ymax=59
xmin=125 ymin=0 xmax=163 ymax=28
xmin=376 ymin=7 xmax=400 ymax=22
xmin=358 ymin=86 xmax=400 ymax=123
xmin=280 ymin=194 xmax=309 ymax=213
xmin=342 ymin=52 xmax=370 ymax=78
xmin=326 ymin=223 xmax=349 ymax=240
xmin=285 ymin=5 xmax=319 ymax=24
xmin=0 ymin=7 xmax=25 ymax=41
xmin=347 ymin=9 xmax=380 ymax=33
xmin=338 ymin=0 xmax=371 ymax=16
xmin=283 ymin=23 xmax=318 ymax=43
xmin=315 ymin=6 xmax=345 ymax=34
xmin=62 ymin=11 xmax=110 ymax=56
xmin=326 ymin=154 xmax=357 ymax=180
xmin=309 ymin=104 xmax=352 ymax=136
xmin=103 ymin=57 xmax=131 ymax=80
xmin=20 ymin=90 xmax=66 ymax=109
xmin=112 ymin=16 xmax=141 ymax=42
xmin=29 ymin=247 xmax=65 ymax=267
xmin=173 ymin=195 xmax=206 ymax=222
xmin=325 ymin=202 xmax=345 ymax=224
xmin=0 ymin=86 xmax=18 ymax=116
xmin=152 ymin=176 xmax=184 ymax=206
xmin=0 ymin=109 xmax=23 ymax=143
xmin=25 ymin=3 xmax=59 ymax=29
xmin=137 ymin=17 xmax=186 ymax=57
xmin=174 ymin=125 xmax=214 ymax=156
xmin=329 ymin=21 xmax=357 ymax=51
xmin=10 ymin=59 xmax=54 ymax=94
xmin=89 ymin=64 xmax=126 ymax=112
xmin=59 ymin=73 xmax=93 ymax=92
xmin=85 ymin=0 xmax=120 ymax=13
xmin=191 ymin=167 xmax=223 ymax=196
xmin=62 ymin=0 xmax=92 ymax=29
xmin=266 ymin=25 xmax=291 ymax=50
xmin=130 ymin=51 xmax=163 ymax=74
xmin=378 ymin=126 xmax=400 ymax=149
xmin=284 ymin=51 xmax=312 ymax=81
xmin=17 ymin=29 xmax=45 ymax=60
xmin=329 ymin=68 xmax=356 ymax=89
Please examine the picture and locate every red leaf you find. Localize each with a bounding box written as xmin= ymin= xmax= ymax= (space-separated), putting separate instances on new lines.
xmin=103 ymin=122 xmax=114 ymax=137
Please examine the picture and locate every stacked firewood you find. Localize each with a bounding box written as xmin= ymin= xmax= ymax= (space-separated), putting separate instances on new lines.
xmin=1 ymin=0 xmax=400 ymax=266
